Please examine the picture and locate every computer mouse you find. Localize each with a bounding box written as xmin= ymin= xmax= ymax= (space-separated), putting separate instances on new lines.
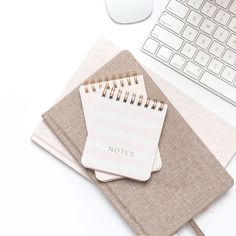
xmin=105 ymin=0 xmax=153 ymax=24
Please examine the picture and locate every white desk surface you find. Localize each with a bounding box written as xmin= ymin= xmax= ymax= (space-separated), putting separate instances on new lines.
xmin=0 ymin=0 xmax=235 ymax=235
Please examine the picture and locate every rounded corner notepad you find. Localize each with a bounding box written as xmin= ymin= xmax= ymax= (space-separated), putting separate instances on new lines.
xmin=80 ymin=85 xmax=167 ymax=181
xmin=79 ymin=74 xmax=163 ymax=182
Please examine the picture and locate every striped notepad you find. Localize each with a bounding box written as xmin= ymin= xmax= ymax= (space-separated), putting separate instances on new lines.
xmin=80 ymin=75 xmax=167 ymax=181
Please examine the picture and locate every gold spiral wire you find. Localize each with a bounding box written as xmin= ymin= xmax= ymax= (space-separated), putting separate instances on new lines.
xmin=82 ymin=71 xmax=139 ymax=93
xmin=102 ymin=87 xmax=165 ymax=111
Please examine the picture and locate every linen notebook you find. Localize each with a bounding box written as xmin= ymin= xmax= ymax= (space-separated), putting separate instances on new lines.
xmin=79 ymin=75 xmax=162 ymax=182
xmin=80 ymin=82 xmax=167 ymax=181
xmin=42 ymin=51 xmax=233 ymax=236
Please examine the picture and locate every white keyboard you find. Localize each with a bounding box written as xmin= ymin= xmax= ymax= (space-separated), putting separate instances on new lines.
xmin=142 ymin=0 xmax=236 ymax=106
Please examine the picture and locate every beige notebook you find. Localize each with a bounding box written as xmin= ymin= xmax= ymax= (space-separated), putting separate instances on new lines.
xmin=42 ymin=50 xmax=233 ymax=236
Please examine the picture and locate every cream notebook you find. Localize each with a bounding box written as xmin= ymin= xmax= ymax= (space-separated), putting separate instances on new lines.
xmin=32 ymin=37 xmax=236 ymax=235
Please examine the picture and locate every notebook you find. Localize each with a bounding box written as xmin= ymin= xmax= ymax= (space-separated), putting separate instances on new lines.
xmin=31 ymin=37 xmax=236 ymax=235
xmin=79 ymin=75 xmax=162 ymax=181
xmin=42 ymin=50 xmax=233 ymax=236
xmin=80 ymin=83 xmax=167 ymax=181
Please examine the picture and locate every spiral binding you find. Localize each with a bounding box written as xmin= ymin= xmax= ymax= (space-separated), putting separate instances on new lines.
xmin=83 ymin=71 xmax=139 ymax=93
xmin=102 ymin=87 xmax=165 ymax=111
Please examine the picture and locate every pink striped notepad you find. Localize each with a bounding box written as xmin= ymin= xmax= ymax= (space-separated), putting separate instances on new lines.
xmin=80 ymin=83 xmax=167 ymax=181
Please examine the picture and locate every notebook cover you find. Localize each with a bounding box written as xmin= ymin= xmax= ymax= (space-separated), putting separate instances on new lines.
xmin=42 ymin=50 xmax=233 ymax=236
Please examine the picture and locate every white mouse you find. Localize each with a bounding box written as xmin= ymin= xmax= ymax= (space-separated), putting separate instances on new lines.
xmin=105 ymin=0 xmax=153 ymax=24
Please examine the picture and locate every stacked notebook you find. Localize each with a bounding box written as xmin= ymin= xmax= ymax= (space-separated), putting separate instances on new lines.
xmin=38 ymin=49 xmax=233 ymax=236
xmin=79 ymin=74 xmax=167 ymax=182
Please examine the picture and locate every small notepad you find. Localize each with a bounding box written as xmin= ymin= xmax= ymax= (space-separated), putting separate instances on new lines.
xmin=81 ymin=86 xmax=167 ymax=181
xmin=79 ymin=75 xmax=162 ymax=181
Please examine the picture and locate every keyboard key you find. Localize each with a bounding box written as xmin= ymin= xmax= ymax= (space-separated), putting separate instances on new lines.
xmin=213 ymin=26 xmax=229 ymax=43
xmin=228 ymin=18 xmax=236 ymax=33
xmin=187 ymin=0 xmax=204 ymax=9
xmin=183 ymin=61 xmax=202 ymax=79
xmin=201 ymin=2 xmax=217 ymax=17
xmin=209 ymin=42 xmax=224 ymax=57
xmin=156 ymin=46 xmax=173 ymax=61
xmin=200 ymin=19 xmax=216 ymax=35
xmin=222 ymin=50 xmax=236 ymax=65
xmin=170 ymin=54 xmax=186 ymax=69
xmin=227 ymin=34 xmax=236 ymax=51
xmin=200 ymin=72 xmax=236 ymax=103
xmin=208 ymin=58 xmax=223 ymax=74
xmin=216 ymin=0 xmax=231 ymax=8
xmin=182 ymin=25 xmax=198 ymax=42
xmin=151 ymin=25 xmax=183 ymax=50
xmin=181 ymin=42 xmax=197 ymax=58
xmin=229 ymin=0 xmax=236 ymax=15
xmin=167 ymin=0 xmax=189 ymax=18
xmin=221 ymin=66 xmax=236 ymax=82
xmin=143 ymin=38 xmax=160 ymax=54
xmin=196 ymin=34 xmax=211 ymax=49
xmin=187 ymin=10 xmax=202 ymax=27
xmin=214 ymin=10 xmax=230 ymax=25
xmin=194 ymin=50 xmax=210 ymax=66
xmin=159 ymin=12 xmax=185 ymax=34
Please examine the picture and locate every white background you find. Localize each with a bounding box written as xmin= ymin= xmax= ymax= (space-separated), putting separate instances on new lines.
xmin=0 ymin=0 xmax=235 ymax=235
